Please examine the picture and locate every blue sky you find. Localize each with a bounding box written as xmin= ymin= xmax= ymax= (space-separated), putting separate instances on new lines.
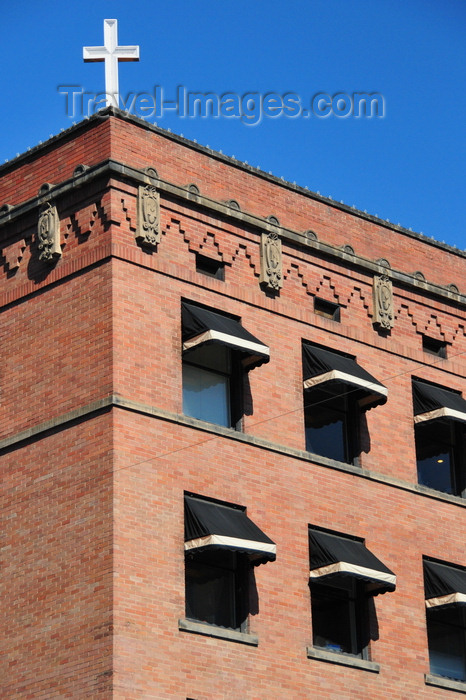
xmin=1 ymin=0 xmax=465 ymax=250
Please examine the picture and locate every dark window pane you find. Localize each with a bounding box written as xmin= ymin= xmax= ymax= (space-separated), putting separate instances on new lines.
xmin=304 ymin=392 xmax=350 ymax=462
xmin=427 ymin=607 xmax=466 ymax=681
xmin=312 ymin=588 xmax=354 ymax=653
xmin=195 ymin=253 xmax=225 ymax=280
xmin=311 ymin=579 xmax=364 ymax=657
xmin=416 ymin=422 xmax=454 ymax=494
xmin=417 ymin=451 xmax=453 ymax=493
xmin=185 ymin=550 xmax=247 ymax=631
xmin=185 ymin=559 xmax=237 ymax=629
xmin=422 ymin=335 xmax=447 ymax=358
xmin=306 ymin=419 xmax=346 ymax=462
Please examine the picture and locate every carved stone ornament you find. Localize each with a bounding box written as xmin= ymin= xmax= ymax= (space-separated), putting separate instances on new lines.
xmin=187 ymin=183 xmax=200 ymax=195
xmin=136 ymin=185 xmax=160 ymax=249
xmin=37 ymin=202 xmax=61 ymax=263
xmin=0 ymin=204 xmax=13 ymax=217
xmin=373 ymin=274 xmax=394 ymax=330
xmin=259 ymin=231 xmax=283 ymax=291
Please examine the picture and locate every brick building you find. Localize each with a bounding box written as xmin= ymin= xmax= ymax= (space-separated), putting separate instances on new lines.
xmin=1 ymin=107 xmax=466 ymax=699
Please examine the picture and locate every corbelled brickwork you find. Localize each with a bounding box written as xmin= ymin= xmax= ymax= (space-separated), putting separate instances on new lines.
xmin=1 ymin=108 xmax=465 ymax=698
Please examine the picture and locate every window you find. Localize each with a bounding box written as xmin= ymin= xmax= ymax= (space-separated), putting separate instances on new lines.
xmin=182 ymin=344 xmax=233 ymax=427
xmin=424 ymin=559 xmax=466 ymax=682
xmin=311 ymin=577 xmax=367 ymax=656
xmin=415 ymin=421 xmax=465 ymax=495
xmin=184 ymin=494 xmax=276 ymax=631
xmin=309 ymin=528 xmax=396 ymax=659
xmin=185 ymin=548 xmax=248 ymax=629
xmin=422 ymin=335 xmax=447 ymax=358
xmin=304 ymin=388 xmax=355 ymax=463
xmin=314 ymin=297 xmax=341 ymax=322
xmin=427 ymin=607 xmax=466 ymax=682
xmin=302 ymin=343 xmax=387 ymax=463
xmin=413 ymin=379 xmax=466 ymax=496
xmin=195 ymin=253 xmax=225 ymax=280
xmin=181 ymin=302 xmax=269 ymax=428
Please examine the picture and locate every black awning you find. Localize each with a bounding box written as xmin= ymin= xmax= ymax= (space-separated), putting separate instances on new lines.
xmin=184 ymin=495 xmax=276 ymax=565
xmin=182 ymin=302 xmax=270 ymax=369
xmin=309 ymin=529 xmax=396 ymax=595
xmin=413 ymin=379 xmax=466 ymax=425
xmin=424 ymin=560 xmax=466 ymax=608
xmin=302 ymin=344 xmax=387 ymax=410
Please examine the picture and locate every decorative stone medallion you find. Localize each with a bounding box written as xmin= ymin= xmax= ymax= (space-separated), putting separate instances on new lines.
xmin=38 ymin=202 xmax=61 ymax=263
xmin=136 ymin=185 xmax=160 ymax=249
xmin=373 ymin=274 xmax=394 ymax=330
xmin=260 ymin=231 xmax=283 ymax=291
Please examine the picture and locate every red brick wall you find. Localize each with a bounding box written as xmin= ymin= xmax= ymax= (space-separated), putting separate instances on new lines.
xmin=1 ymin=112 xmax=465 ymax=698
xmin=111 ymin=408 xmax=466 ymax=699
xmin=1 ymin=414 xmax=113 ymax=699
xmin=108 ymin=115 xmax=464 ymax=290
xmin=109 ymin=178 xmax=465 ymax=481
xmin=0 ymin=262 xmax=113 ymax=440
xmin=0 ymin=120 xmax=111 ymax=206
xmin=108 ymin=198 xmax=465 ymax=697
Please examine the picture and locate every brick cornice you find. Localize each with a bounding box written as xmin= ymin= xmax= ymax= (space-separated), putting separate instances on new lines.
xmin=0 ymin=157 xmax=464 ymax=308
xmin=2 ymin=107 xmax=464 ymax=261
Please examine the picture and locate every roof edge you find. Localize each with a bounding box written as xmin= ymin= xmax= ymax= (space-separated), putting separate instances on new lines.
xmin=0 ymin=107 xmax=464 ymax=260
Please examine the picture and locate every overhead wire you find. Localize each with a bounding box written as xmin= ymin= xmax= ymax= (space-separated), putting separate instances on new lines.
xmin=6 ymin=341 xmax=466 ymax=501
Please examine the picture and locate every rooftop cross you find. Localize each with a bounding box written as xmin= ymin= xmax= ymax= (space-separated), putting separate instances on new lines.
xmin=83 ymin=19 xmax=139 ymax=108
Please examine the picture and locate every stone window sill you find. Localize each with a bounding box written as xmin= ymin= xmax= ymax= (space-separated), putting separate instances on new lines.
xmin=306 ymin=646 xmax=380 ymax=673
xmin=178 ymin=618 xmax=258 ymax=646
xmin=425 ymin=673 xmax=466 ymax=694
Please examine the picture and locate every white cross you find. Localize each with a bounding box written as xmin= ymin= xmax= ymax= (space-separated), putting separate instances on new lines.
xmin=83 ymin=19 xmax=139 ymax=108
